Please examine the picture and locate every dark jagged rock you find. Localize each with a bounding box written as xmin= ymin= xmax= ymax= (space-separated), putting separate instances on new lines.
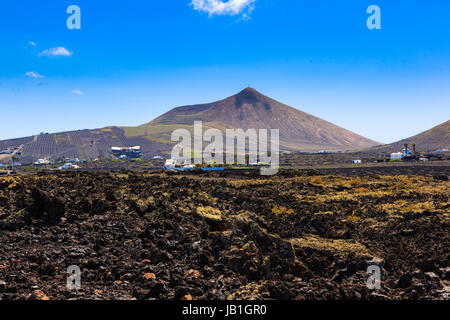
xmin=0 ymin=171 xmax=448 ymax=300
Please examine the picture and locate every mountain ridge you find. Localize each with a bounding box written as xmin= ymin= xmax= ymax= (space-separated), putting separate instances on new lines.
xmin=8 ymin=87 xmax=443 ymax=162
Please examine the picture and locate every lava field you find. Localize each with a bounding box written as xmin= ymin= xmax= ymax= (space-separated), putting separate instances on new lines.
xmin=0 ymin=171 xmax=449 ymax=300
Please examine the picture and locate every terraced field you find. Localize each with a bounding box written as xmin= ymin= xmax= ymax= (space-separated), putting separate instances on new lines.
xmin=0 ymin=172 xmax=448 ymax=300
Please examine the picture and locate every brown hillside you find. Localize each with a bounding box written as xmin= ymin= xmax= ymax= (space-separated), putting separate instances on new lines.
xmin=367 ymin=120 xmax=450 ymax=153
xmin=149 ymin=88 xmax=379 ymax=151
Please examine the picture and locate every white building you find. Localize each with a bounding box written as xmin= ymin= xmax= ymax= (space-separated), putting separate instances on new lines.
xmin=164 ymin=159 xmax=176 ymax=169
xmin=401 ymin=148 xmax=413 ymax=156
xmin=59 ymin=163 xmax=79 ymax=170
xmin=390 ymin=152 xmax=403 ymax=160
xmin=34 ymin=158 xmax=51 ymax=165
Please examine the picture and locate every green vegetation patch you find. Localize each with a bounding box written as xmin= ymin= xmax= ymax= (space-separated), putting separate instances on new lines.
xmin=290 ymin=235 xmax=372 ymax=258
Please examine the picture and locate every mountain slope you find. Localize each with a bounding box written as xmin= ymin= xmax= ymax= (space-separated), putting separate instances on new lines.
xmin=145 ymin=88 xmax=380 ymax=151
xmin=0 ymin=88 xmax=381 ymax=162
xmin=366 ymin=120 xmax=450 ymax=153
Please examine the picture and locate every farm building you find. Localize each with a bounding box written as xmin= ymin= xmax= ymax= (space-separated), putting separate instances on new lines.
xmin=430 ymin=149 xmax=450 ymax=154
xmin=111 ymin=146 xmax=141 ymax=159
xmin=390 ymin=152 xmax=403 ymax=160
xmin=59 ymin=163 xmax=79 ymax=170
xmin=34 ymin=158 xmax=51 ymax=165
xmin=0 ymin=148 xmax=14 ymax=155
xmin=401 ymin=148 xmax=413 ymax=157
xmin=163 ymin=159 xmax=195 ymax=171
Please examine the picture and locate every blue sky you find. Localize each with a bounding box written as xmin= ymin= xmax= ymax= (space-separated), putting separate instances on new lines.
xmin=0 ymin=0 xmax=449 ymax=143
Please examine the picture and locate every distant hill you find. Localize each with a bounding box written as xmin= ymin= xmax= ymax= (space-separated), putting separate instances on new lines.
xmin=0 ymin=88 xmax=380 ymax=162
xmin=366 ymin=120 xmax=450 ymax=154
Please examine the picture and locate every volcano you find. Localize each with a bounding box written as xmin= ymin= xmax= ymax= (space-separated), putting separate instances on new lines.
xmin=145 ymin=87 xmax=380 ymax=151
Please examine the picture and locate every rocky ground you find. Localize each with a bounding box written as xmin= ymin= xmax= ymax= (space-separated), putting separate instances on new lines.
xmin=0 ymin=170 xmax=449 ymax=300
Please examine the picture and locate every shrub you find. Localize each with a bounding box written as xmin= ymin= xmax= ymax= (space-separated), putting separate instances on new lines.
xmin=346 ymin=213 xmax=361 ymax=222
xmin=272 ymin=205 xmax=294 ymax=215
xmin=354 ymin=187 xmax=370 ymax=193
xmin=310 ymin=177 xmax=324 ymax=184
xmin=349 ymin=178 xmax=362 ymax=187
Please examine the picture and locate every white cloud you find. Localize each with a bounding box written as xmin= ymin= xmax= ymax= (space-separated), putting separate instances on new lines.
xmin=26 ymin=71 xmax=44 ymax=78
xmin=39 ymin=47 xmax=73 ymax=57
xmin=190 ymin=0 xmax=256 ymax=16
xmin=71 ymin=89 xmax=83 ymax=95
xmin=28 ymin=41 xmax=37 ymax=47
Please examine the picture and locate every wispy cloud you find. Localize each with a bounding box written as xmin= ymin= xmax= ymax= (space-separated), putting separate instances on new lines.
xmin=26 ymin=71 xmax=44 ymax=79
xmin=190 ymin=0 xmax=256 ymax=16
xmin=71 ymin=89 xmax=83 ymax=95
xmin=39 ymin=47 xmax=73 ymax=57
xmin=28 ymin=41 xmax=37 ymax=47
